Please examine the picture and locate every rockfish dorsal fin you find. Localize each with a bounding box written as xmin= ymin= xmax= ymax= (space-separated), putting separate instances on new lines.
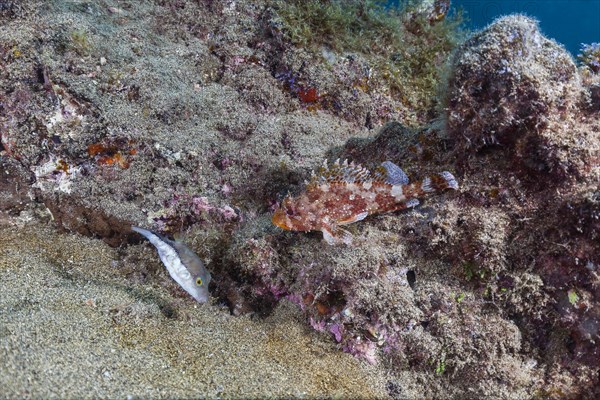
xmin=308 ymin=159 xmax=372 ymax=188
xmin=381 ymin=161 xmax=409 ymax=185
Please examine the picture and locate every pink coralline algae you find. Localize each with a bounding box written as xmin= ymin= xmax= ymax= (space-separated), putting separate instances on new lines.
xmin=343 ymin=338 xmax=378 ymax=365
xmin=329 ymin=323 xmax=343 ymax=343
xmin=190 ymin=196 xmax=238 ymax=221
xmin=192 ymin=196 xmax=212 ymax=214
xmin=220 ymin=205 xmax=238 ymax=221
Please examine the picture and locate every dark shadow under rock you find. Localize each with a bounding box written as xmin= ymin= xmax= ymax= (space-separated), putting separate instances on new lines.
xmin=40 ymin=191 xmax=133 ymax=247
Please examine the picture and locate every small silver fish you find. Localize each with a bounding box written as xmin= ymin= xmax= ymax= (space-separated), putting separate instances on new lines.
xmin=131 ymin=226 xmax=211 ymax=303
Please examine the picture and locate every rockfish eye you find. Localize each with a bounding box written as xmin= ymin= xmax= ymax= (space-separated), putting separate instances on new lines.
xmin=285 ymin=207 xmax=295 ymax=216
xmin=195 ymin=277 xmax=203 ymax=286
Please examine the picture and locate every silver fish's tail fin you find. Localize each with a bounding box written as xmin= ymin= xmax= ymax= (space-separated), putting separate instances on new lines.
xmin=131 ymin=226 xmax=152 ymax=238
xmin=131 ymin=226 xmax=168 ymax=249
xmin=421 ymin=171 xmax=459 ymax=193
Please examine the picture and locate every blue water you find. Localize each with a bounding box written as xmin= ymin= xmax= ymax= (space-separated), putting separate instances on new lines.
xmin=451 ymin=0 xmax=600 ymax=56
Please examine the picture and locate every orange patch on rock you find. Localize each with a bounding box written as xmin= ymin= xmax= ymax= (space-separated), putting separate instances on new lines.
xmin=298 ymin=87 xmax=319 ymax=103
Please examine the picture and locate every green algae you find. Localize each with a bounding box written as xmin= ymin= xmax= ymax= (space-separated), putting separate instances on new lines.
xmin=274 ymin=0 xmax=464 ymax=112
xmin=274 ymin=0 xmax=403 ymax=54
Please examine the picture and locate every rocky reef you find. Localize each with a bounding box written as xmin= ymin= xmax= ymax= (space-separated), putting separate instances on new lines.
xmin=1 ymin=1 xmax=599 ymax=398
xmin=445 ymin=15 xmax=592 ymax=186
xmin=220 ymin=13 xmax=600 ymax=398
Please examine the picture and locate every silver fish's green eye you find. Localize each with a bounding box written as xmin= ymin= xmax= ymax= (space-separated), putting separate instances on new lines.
xmin=196 ymin=277 xmax=203 ymax=286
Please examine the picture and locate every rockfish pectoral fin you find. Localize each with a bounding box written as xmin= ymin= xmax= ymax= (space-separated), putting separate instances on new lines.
xmin=387 ymin=198 xmax=420 ymax=213
xmin=322 ymin=224 xmax=354 ymax=246
xmin=338 ymin=211 xmax=369 ymax=225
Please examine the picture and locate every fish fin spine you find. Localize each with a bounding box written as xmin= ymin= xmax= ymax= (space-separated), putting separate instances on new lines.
xmin=310 ymin=159 xmax=372 ymax=185
xmin=405 ymin=198 xmax=420 ymax=208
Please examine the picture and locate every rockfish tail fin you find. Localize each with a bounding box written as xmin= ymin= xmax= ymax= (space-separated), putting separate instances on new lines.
xmin=421 ymin=171 xmax=459 ymax=193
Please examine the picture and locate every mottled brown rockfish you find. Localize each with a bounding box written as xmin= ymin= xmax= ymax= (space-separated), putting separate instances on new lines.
xmin=272 ymin=159 xmax=458 ymax=245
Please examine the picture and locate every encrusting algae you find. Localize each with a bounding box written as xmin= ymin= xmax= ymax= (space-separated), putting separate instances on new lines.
xmin=272 ymin=159 xmax=458 ymax=244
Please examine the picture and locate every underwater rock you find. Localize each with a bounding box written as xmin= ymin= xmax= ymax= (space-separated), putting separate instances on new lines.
xmin=445 ymin=15 xmax=590 ymax=185
xmin=0 ymin=157 xmax=33 ymax=215
xmin=578 ymin=42 xmax=600 ymax=73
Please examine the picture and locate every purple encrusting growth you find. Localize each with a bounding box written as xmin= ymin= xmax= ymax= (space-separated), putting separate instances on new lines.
xmin=274 ymin=69 xmax=304 ymax=97
xmin=330 ymin=323 xmax=343 ymax=343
